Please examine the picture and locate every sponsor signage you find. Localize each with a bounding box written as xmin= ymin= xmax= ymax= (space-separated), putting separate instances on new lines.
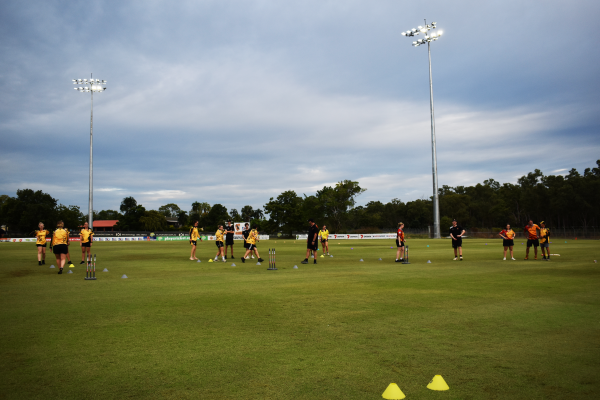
xmin=296 ymin=233 xmax=396 ymax=240
xmin=94 ymin=232 xmax=148 ymax=237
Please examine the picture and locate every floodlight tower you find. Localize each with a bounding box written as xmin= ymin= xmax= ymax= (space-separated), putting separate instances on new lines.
xmin=72 ymin=74 xmax=107 ymax=230
xmin=401 ymin=20 xmax=443 ymax=239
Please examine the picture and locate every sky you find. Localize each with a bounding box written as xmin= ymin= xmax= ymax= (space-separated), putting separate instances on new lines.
xmin=1 ymin=0 xmax=599 ymax=215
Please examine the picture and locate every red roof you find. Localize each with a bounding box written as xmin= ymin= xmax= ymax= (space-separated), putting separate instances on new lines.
xmin=92 ymin=220 xmax=119 ymax=227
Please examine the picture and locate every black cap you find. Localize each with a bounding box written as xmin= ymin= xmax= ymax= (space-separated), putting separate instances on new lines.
xmin=308 ymin=218 xmax=314 ymax=222
xmin=452 ymin=219 xmax=457 ymax=222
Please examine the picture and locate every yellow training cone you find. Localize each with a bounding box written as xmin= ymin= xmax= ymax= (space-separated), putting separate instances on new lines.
xmin=382 ymin=383 xmax=405 ymax=399
xmin=208 ymin=259 xmax=214 ymax=263
xmin=427 ymin=375 xmax=449 ymax=391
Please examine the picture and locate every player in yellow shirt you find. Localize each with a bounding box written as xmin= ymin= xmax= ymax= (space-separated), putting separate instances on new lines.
xmin=34 ymin=222 xmax=50 ymax=265
xmin=539 ymin=221 xmax=551 ymax=261
xmin=50 ymin=220 xmax=70 ymax=274
xmin=241 ymin=229 xmax=264 ymax=263
xmin=80 ymin=222 xmax=94 ymax=264
xmin=318 ymin=225 xmax=330 ymax=256
xmin=189 ymin=221 xmax=202 ymax=260
xmin=214 ymin=225 xmax=226 ymax=262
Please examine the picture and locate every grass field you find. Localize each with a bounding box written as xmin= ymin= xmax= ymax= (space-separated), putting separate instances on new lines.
xmin=1 ymin=238 xmax=599 ymax=399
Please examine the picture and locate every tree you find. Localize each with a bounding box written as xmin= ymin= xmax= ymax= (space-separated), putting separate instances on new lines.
xmin=241 ymin=205 xmax=254 ymax=221
xmin=95 ymin=209 xmax=122 ymax=220
xmin=115 ymin=197 xmax=146 ymax=231
xmin=158 ymin=203 xmax=182 ymax=217
xmin=263 ymin=191 xmax=304 ymax=236
xmin=204 ymin=204 xmax=229 ymax=231
xmin=177 ymin=210 xmax=189 ymax=226
xmin=316 ymin=180 xmax=366 ymax=233
xmin=0 ymin=189 xmax=57 ymax=232
xmin=140 ymin=210 xmax=167 ymax=231
xmin=56 ymin=205 xmax=85 ymax=230
xmin=230 ymin=208 xmax=241 ymax=221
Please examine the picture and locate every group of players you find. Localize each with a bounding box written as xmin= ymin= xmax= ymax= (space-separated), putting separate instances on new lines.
xmin=33 ymin=220 xmax=94 ymax=274
xmin=442 ymin=219 xmax=551 ymax=261
xmin=188 ymin=221 xmax=265 ymax=263
xmin=33 ymin=217 xmax=552 ymax=272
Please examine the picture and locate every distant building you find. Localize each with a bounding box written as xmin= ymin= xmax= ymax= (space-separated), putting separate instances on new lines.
xmin=166 ymin=217 xmax=180 ymax=228
xmin=91 ymin=220 xmax=119 ymax=231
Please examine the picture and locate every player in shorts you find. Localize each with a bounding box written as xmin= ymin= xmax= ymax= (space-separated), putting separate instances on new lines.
xmin=189 ymin=221 xmax=202 ymax=260
xmin=242 ymin=223 xmax=254 ymax=259
xmin=241 ymin=229 xmax=264 ymax=263
xmin=449 ymin=219 xmax=466 ymax=260
xmin=523 ymin=220 xmax=540 ymax=260
xmin=319 ymin=225 xmax=330 ymax=256
xmin=80 ymin=221 xmax=94 ymax=264
xmin=50 ymin=220 xmax=69 ymax=274
xmin=499 ymin=224 xmax=516 ymax=260
xmin=214 ymin=225 xmax=226 ymax=262
xmin=224 ymin=221 xmax=235 ymax=259
xmin=301 ymin=219 xmax=319 ymax=264
xmin=539 ymin=221 xmax=550 ymax=261
xmin=395 ymin=222 xmax=406 ymax=262
xmin=34 ymin=222 xmax=50 ymax=265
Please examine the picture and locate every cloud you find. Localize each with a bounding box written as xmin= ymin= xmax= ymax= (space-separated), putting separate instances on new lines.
xmin=0 ymin=0 xmax=599 ymax=214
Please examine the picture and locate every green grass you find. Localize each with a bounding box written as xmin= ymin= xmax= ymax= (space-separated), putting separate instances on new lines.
xmin=1 ymin=239 xmax=599 ymax=399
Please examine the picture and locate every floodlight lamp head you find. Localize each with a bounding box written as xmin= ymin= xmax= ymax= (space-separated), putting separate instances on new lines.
xmin=418 ymin=26 xmax=423 ymax=29
xmin=401 ymin=32 xmax=406 ymax=36
xmin=411 ymin=28 xmax=417 ymax=32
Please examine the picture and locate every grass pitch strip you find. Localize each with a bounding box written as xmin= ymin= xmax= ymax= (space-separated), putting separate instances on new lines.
xmin=1 ymin=239 xmax=599 ymax=399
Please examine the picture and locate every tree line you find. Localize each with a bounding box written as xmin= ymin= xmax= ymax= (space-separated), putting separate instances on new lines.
xmin=1 ymin=160 xmax=598 ymax=234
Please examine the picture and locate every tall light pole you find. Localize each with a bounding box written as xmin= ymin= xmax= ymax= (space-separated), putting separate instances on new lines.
xmin=73 ymin=74 xmax=107 ymax=230
xmin=402 ymin=20 xmax=443 ymax=239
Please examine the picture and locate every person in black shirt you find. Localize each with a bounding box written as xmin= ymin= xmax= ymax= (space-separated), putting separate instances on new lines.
xmin=449 ymin=219 xmax=466 ymax=261
xmin=301 ymin=219 xmax=319 ymax=264
xmin=225 ymin=221 xmax=235 ymax=259
xmin=242 ymin=223 xmax=254 ymax=259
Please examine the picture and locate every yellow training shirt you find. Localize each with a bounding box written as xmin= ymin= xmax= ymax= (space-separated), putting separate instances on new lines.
xmin=35 ymin=230 xmax=50 ymax=245
xmin=51 ymin=229 xmax=69 ymax=246
xmin=215 ymin=229 xmax=224 ymax=242
xmin=246 ymin=230 xmax=257 ymax=245
xmin=190 ymin=227 xmax=200 ymax=241
xmin=80 ymin=229 xmax=93 ymax=243
xmin=319 ymin=229 xmax=329 ymax=240
xmin=540 ymin=228 xmax=550 ymax=243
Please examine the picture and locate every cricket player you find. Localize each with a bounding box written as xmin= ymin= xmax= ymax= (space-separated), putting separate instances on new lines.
xmin=50 ymin=220 xmax=69 ymax=274
xmin=189 ymin=221 xmax=202 ymax=260
xmin=80 ymin=222 xmax=94 ymax=264
xmin=539 ymin=221 xmax=551 ymax=261
xmin=499 ymin=224 xmax=516 ymax=260
xmin=524 ymin=220 xmax=540 ymax=260
xmin=214 ymin=225 xmax=226 ymax=262
xmin=241 ymin=228 xmax=264 ymax=263
xmin=34 ymin=222 xmax=50 ymax=265
xmin=449 ymin=219 xmax=466 ymax=261
xmin=225 ymin=221 xmax=235 ymax=259
xmin=395 ymin=222 xmax=405 ymax=262
xmin=301 ymin=219 xmax=319 ymax=264
xmin=319 ymin=225 xmax=330 ymax=256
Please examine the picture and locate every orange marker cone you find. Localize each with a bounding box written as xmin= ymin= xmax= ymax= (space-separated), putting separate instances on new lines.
xmin=382 ymin=383 xmax=406 ymax=399
xmin=427 ymin=375 xmax=449 ymax=391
